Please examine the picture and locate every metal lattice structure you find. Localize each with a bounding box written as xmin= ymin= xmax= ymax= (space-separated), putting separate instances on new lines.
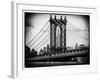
xmin=50 ymin=15 xmax=67 ymax=52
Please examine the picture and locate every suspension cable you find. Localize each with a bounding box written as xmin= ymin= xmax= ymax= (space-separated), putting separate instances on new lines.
xmin=35 ymin=36 xmax=50 ymax=50
xmin=67 ymin=21 xmax=88 ymax=35
xmin=33 ymin=33 xmax=50 ymax=48
xmin=29 ymin=25 xmax=50 ymax=47
xmin=27 ymin=21 xmax=49 ymax=46
xmin=67 ymin=25 xmax=88 ymax=40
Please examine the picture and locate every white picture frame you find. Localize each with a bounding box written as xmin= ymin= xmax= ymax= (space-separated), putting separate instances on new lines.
xmin=11 ymin=1 xmax=97 ymax=79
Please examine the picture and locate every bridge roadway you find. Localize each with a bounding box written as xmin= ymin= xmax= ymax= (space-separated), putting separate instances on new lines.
xmin=27 ymin=49 xmax=89 ymax=61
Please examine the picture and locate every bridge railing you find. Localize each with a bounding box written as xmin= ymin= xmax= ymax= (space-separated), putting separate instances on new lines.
xmin=30 ymin=48 xmax=89 ymax=59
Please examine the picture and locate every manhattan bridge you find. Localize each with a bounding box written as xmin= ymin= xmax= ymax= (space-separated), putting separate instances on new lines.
xmin=25 ymin=15 xmax=89 ymax=67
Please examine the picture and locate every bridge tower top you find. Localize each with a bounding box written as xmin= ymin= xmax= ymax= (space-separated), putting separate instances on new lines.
xmin=50 ymin=15 xmax=67 ymax=23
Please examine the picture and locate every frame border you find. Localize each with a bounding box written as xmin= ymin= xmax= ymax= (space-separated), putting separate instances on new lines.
xmin=11 ymin=2 xmax=97 ymax=78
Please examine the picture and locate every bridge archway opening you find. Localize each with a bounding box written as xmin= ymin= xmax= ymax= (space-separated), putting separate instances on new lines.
xmin=56 ymin=25 xmax=61 ymax=48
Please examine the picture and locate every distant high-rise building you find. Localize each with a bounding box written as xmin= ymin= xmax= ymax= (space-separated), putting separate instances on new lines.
xmin=75 ymin=43 xmax=78 ymax=49
xmin=43 ymin=47 xmax=47 ymax=52
xmin=47 ymin=44 xmax=49 ymax=52
xmin=39 ymin=48 xmax=43 ymax=54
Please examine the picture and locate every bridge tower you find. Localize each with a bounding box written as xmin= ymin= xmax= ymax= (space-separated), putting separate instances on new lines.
xmin=50 ymin=15 xmax=67 ymax=53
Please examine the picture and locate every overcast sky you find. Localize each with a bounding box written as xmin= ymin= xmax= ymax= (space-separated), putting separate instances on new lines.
xmin=25 ymin=12 xmax=89 ymax=52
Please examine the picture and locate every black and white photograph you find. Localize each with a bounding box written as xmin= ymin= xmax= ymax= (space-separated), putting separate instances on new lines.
xmin=24 ymin=12 xmax=90 ymax=68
